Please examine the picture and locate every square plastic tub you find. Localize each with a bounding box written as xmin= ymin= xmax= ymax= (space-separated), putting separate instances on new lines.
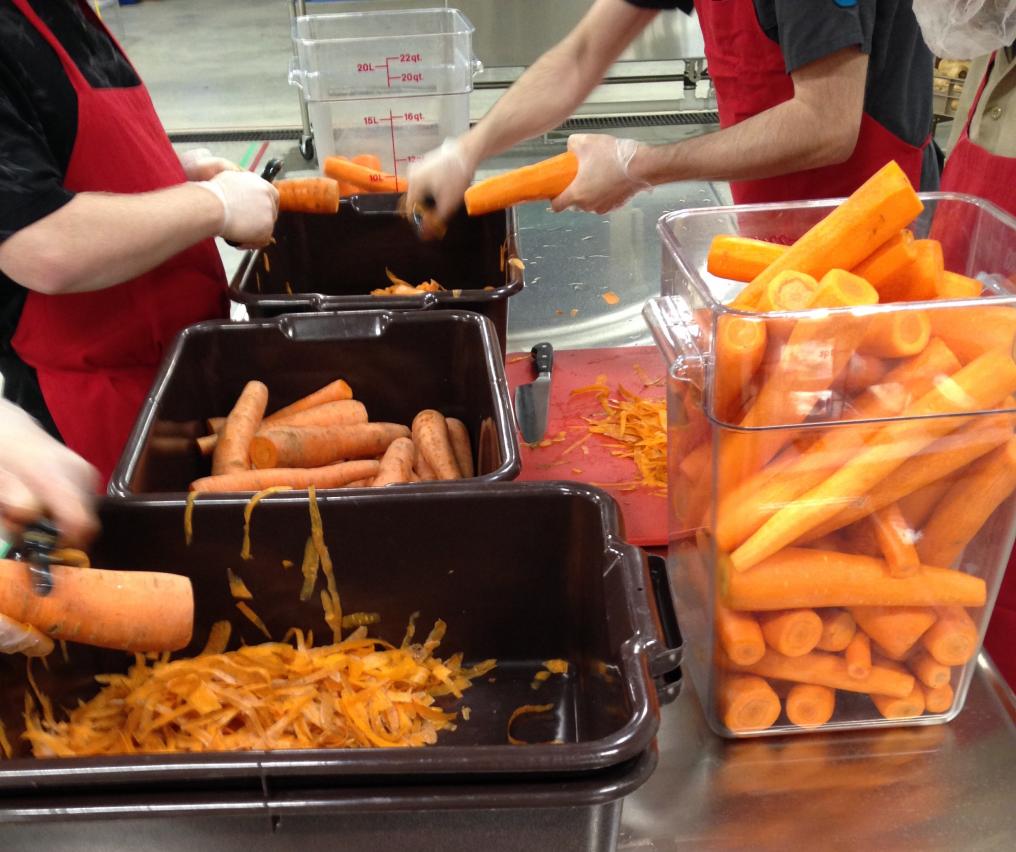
xmin=643 ymin=192 xmax=1016 ymax=737
xmin=0 ymin=484 xmax=681 ymax=793
xmin=108 ymin=310 xmax=519 ymax=497
xmin=228 ymin=195 xmax=524 ymax=356
xmin=289 ymin=7 xmax=481 ymax=169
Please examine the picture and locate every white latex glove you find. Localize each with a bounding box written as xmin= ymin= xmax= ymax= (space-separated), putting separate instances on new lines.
xmin=551 ymin=134 xmax=652 ymax=215
xmin=0 ymin=399 xmax=99 ymax=547
xmin=197 ymin=170 xmax=279 ymax=249
xmin=179 ymin=147 xmax=242 ymax=182
xmin=0 ymin=613 xmax=53 ymax=657
xmin=406 ymin=138 xmax=475 ymax=233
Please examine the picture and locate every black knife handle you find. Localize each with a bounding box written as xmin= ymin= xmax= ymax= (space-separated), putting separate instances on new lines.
xmin=260 ymin=158 xmax=284 ymax=183
xmin=532 ymin=342 xmax=554 ymax=375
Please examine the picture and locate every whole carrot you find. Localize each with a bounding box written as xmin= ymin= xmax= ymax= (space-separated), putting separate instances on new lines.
xmin=716 ymin=604 xmax=766 ymax=666
xmin=718 ymin=646 xmax=915 ymax=699
xmin=920 ymin=606 xmax=979 ymax=666
xmin=845 ymin=632 xmax=872 ymax=679
xmin=723 ymin=548 xmax=987 ymax=611
xmin=706 ymin=235 xmax=786 ymax=283
xmin=815 ymin=608 xmax=856 ymax=652
xmin=414 ymin=444 xmax=437 ymax=481
xmin=916 ymin=436 xmax=1016 ymax=568
xmin=758 ymin=609 xmax=823 ymax=657
xmin=190 ymin=459 xmax=380 ymax=493
xmin=372 ymin=437 xmax=416 ymax=487
xmin=323 ymin=156 xmax=404 ymax=193
xmin=212 ymin=381 xmax=269 ymax=476
xmin=412 ymin=410 xmax=462 ymax=480
xmin=717 ymin=675 xmax=781 ymax=733
xmin=203 ymin=400 xmax=369 ymax=456
xmin=464 ymin=152 xmax=578 ymax=216
xmin=877 ymin=239 xmax=943 ymax=303
xmin=0 ymin=560 xmax=192 ymax=652
xmin=445 ymin=417 xmax=475 ymax=478
xmin=908 ymin=649 xmax=951 ymax=689
xmin=339 ymin=154 xmax=383 ymax=196
xmin=785 ymin=683 xmax=836 ymax=728
xmin=250 ymin=422 xmax=410 ymax=469
xmin=851 ymin=229 xmax=916 ymax=292
xmin=266 ymin=379 xmax=353 ymax=423
xmin=276 ymin=177 xmax=340 ymax=214
xmin=732 ymin=345 xmax=1016 ymax=570
xmin=732 ymin=161 xmax=923 ymax=309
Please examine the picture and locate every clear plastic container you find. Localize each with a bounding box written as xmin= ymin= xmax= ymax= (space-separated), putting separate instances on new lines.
xmin=643 ymin=192 xmax=1016 ymax=737
xmin=289 ymin=8 xmax=481 ymax=171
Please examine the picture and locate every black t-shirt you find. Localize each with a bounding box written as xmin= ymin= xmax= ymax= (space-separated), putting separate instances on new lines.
xmin=626 ymin=0 xmax=935 ymax=158
xmin=0 ymin=0 xmax=138 ymax=435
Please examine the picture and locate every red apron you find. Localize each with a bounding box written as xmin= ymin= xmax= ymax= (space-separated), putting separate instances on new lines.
xmin=694 ymin=0 xmax=927 ymax=202
xmin=9 ymin=0 xmax=227 ymax=486
xmin=940 ymin=53 xmax=1016 ymax=688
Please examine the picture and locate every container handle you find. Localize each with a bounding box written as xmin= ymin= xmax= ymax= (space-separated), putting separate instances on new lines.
xmin=288 ymin=56 xmax=304 ymax=90
xmin=642 ymin=296 xmax=705 ymax=392
xmin=644 ymin=554 xmax=683 ymax=708
xmin=277 ymin=312 xmax=393 ymax=341
xmin=471 ymin=56 xmax=485 ymax=78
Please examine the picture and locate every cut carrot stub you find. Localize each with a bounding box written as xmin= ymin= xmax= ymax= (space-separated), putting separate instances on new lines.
xmin=754 ymin=270 xmax=819 ymax=312
xmin=871 ymin=681 xmax=926 ymax=719
xmin=715 ymin=337 xmax=960 ymax=553
xmin=916 ymin=436 xmax=1016 ymax=568
xmin=852 ymin=229 xmax=917 ymax=292
xmin=845 ymin=632 xmax=872 ymax=679
xmin=718 ymin=674 xmax=782 ymax=732
xmin=276 ymin=177 xmax=340 ymax=214
xmin=758 ymin=609 xmax=823 ymax=657
xmin=732 ymin=160 xmax=924 ymax=309
xmin=920 ymin=606 xmax=980 ymax=666
xmin=937 ymin=271 xmax=982 ymax=300
xmin=815 ymin=608 xmax=856 ymax=652
xmin=927 ymin=305 xmax=1016 ymax=364
xmin=849 ymin=606 xmax=936 ymax=660
xmin=843 ymin=353 xmax=889 ymax=397
xmin=785 ymin=683 xmax=836 ymax=728
xmin=732 ymin=345 xmax=1016 ymax=570
xmin=908 ymin=649 xmax=951 ymax=689
xmin=713 ymin=316 xmax=767 ymax=422
xmin=718 ymin=647 xmax=915 ymax=699
xmin=857 ymin=310 xmax=930 ymax=359
xmin=921 ymin=682 xmax=954 ymax=714
xmin=707 ymin=235 xmax=787 ymax=283
xmin=464 ymin=152 xmax=578 ymax=216
xmin=723 ymin=548 xmax=987 ymax=611
xmin=878 ymin=239 xmax=944 ymax=303
xmin=869 ymin=503 xmax=920 ymax=578
xmin=803 ymin=407 xmax=1015 ymax=542
xmin=323 ymin=156 xmax=404 ymax=193
xmin=716 ymin=604 xmax=766 ymax=666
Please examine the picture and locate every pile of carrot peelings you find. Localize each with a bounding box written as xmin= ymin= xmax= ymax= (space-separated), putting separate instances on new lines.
xmin=23 ymin=617 xmax=495 ymax=757
xmin=571 ymin=375 xmax=667 ymax=493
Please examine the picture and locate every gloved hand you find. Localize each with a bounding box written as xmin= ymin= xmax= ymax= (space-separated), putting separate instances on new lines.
xmin=179 ymin=147 xmax=242 ymax=182
xmin=551 ymin=134 xmax=652 ymax=215
xmin=197 ymin=170 xmax=279 ymax=249
xmin=0 ymin=399 xmax=99 ymax=548
xmin=0 ymin=613 xmax=53 ymax=657
xmin=406 ymin=138 xmax=475 ymax=235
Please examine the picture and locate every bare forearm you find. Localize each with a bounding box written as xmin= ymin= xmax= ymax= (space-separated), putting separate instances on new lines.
xmin=0 ymin=183 xmax=222 ymax=295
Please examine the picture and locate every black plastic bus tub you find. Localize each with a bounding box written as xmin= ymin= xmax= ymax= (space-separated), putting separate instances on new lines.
xmin=108 ymin=310 xmax=519 ymax=497
xmin=228 ymin=195 xmax=525 ymax=356
xmin=0 ymin=483 xmax=681 ymax=794
xmin=0 ymin=748 xmax=657 ymax=852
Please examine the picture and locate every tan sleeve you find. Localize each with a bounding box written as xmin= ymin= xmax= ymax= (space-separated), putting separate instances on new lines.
xmin=946 ymin=56 xmax=988 ymax=154
xmin=949 ymin=53 xmax=1016 ymax=158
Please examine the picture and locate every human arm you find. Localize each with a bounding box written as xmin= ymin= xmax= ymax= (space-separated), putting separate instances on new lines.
xmin=0 ymin=170 xmax=279 ymax=294
xmin=553 ymin=46 xmax=869 ymax=212
xmin=406 ymin=0 xmax=658 ymax=219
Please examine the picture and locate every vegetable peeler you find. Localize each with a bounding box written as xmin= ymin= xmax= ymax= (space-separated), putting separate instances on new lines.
xmin=10 ymin=519 xmax=60 ymax=597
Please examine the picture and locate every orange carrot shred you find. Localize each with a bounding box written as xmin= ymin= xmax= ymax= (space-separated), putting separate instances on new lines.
xmin=507 ymin=703 xmax=556 ymax=745
xmin=184 ymin=490 xmax=199 ymax=546
xmin=242 ymin=486 xmax=293 ymax=561
xmin=200 ymin=621 xmax=232 ymax=656
xmin=602 ymin=291 xmax=620 ymax=305
xmin=227 ymin=567 xmax=253 ymax=601
xmin=235 ymin=602 xmax=272 ymax=640
xmin=299 ymin=536 xmax=319 ymax=603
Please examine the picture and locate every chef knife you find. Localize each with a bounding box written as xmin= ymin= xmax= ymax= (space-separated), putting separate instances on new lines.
xmin=515 ymin=342 xmax=554 ymax=444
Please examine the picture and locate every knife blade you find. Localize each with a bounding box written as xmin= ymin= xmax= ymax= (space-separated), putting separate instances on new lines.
xmin=514 ymin=342 xmax=554 ymax=444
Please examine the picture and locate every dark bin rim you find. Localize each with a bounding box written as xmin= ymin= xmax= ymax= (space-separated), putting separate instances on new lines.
xmin=0 ymin=746 xmax=658 ymax=825
xmin=108 ymin=309 xmax=521 ymax=499
xmin=227 ymin=199 xmax=525 ymax=314
xmin=2 ymin=483 xmax=681 ymax=790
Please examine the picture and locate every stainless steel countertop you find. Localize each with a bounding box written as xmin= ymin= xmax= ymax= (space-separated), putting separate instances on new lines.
xmin=503 ymin=179 xmax=1016 ymax=851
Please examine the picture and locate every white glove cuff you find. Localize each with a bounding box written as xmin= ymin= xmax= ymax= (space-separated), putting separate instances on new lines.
xmin=196 ymin=179 xmax=229 ymax=235
xmin=615 ymin=138 xmax=653 ymax=192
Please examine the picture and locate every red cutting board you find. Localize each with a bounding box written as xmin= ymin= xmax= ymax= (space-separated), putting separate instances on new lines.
xmin=506 ymin=346 xmax=667 ymax=546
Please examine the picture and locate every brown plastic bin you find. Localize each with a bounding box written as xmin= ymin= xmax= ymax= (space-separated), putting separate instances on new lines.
xmin=228 ymin=196 xmax=524 ymax=356
xmin=108 ymin=309 xmax=519 ymax=497
xmin=0 ymin=484 xmax=681 ymax=850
